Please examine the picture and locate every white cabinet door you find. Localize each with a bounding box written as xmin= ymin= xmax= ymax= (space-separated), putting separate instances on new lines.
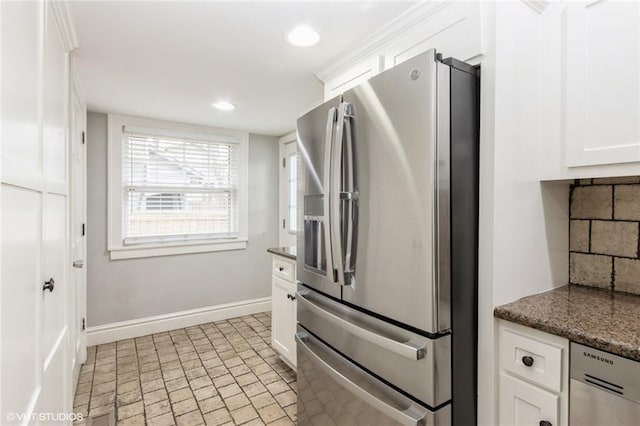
xmin=323 ymin=55 xmax=384 ymax=101
xmin=384 ymin=2 xmax=483 ymax=68
xmin=271 ymin=276 xmax=296 ymax=367
xmin=287 ymin=290 xmax=296 ymax=367
xmin=499 ymin=373 xmax=559 ymax=426
xmin=564 ymin=0 xmax=640 ymax=167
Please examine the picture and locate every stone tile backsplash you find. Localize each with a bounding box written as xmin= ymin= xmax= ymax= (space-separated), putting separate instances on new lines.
xmin=569 ymin=177 xmax=640 ymax=294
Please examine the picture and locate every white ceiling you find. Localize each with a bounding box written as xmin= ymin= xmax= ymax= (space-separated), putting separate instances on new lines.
xmin=70 ymin=1 xmax=417 ymax=136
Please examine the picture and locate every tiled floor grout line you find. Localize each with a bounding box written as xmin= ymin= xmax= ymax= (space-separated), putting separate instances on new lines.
xmin=85 ymin=347 xmax=97 ymax=419
xmin=149 ymin=334 xmax=170 ymax=426
xmin=155 ymin=333 xmax=177 ymax=426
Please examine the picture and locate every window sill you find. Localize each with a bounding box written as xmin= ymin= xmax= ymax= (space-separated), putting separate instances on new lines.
xmin=108 ymin=239 xmax=248 ymax=260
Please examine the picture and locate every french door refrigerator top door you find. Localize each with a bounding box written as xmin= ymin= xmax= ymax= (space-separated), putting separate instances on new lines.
xmin=340 ymin=50 xmax=450 ymax=334
xmin=297 ymin=49 xmax=450 ymax=334
xmin=296 ymin=95 xmax=342 ymax=299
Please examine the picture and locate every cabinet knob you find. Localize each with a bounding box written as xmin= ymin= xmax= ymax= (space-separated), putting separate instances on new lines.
xmin=43 ymin=278 xmax=55 ymax=293
xmin=522 ymin=356 xmax=534 ymax=367
xmin=539 ymin=421 xmax=552 ymax=426
xmin=279 ymin=267 xmax=285 ymax=272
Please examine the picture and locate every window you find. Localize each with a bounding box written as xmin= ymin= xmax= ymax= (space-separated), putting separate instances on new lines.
xmin=279 ymin=135 xmax=297 ymax=246
xmin=288 ymin=151 xmax=297 ymax=233
xmin=108 ymin=115 xmax=248 ymax=259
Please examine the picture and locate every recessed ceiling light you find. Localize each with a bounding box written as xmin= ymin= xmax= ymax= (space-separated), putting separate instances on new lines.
xmin=212 ymin=101 xmax=235 ymax=111
xmin=287 ymin=25 xmax=320 ymax=47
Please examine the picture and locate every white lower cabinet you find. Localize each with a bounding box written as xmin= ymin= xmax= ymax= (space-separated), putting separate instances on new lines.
xmin=498 ymin=320 xmax=568 ymax=426
xmin=499 ymin=373 xmax=559 ymax=426
xmin=271 ymin=256 xmax=297 ymax=368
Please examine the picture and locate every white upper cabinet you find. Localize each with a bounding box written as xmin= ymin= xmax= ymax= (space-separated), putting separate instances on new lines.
xmin=323 ymin=55 xmax=384 ymax=101
xmin=384 ymin=2 xmax=483 ymax=69
xmin=317 ymin=2 xmax=484 ymax=102
xmin=564 ymin=0 xmax=640 ymax=167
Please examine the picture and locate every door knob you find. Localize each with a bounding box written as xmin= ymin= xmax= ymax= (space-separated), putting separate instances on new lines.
xmin=522 ymin=356 xmax=534 ymax=367
xmin=43 ymin=278 xmax=55 ymax=292
xmin=73 ymin=260 xmax=84 ymax=269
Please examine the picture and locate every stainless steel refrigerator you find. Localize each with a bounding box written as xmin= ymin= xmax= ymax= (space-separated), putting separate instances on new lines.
xmin=295 ymin=49 xmax=479 ymax=426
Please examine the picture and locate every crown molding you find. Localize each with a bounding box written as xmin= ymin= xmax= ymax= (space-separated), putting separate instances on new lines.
xmin=314 ymin=1 xmax=453 ymax=82
xmin=521 ymin=0 xmax=550 ymax=15
xmin=49 ymin=0 xmax=79 ymax=52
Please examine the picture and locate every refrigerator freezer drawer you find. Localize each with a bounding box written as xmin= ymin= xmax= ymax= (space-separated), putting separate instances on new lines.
xmin=296 ymin=327 xmax=451 ymax=426
xmin=297 ymin=286 xmax=451 ymax=407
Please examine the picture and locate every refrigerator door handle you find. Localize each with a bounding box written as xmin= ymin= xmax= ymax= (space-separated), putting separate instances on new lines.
xmin=341 ymin=102 xmax=358 ymax=277
xmin=297 ymin=290 xmax=427 ymax=360
xmin=296 ymin=331 xmax=429 ymax=426
xmin=323 ymin=107 xmax=337 ymax=283
xmin=331 ymin=102 xmax=357 ymax=285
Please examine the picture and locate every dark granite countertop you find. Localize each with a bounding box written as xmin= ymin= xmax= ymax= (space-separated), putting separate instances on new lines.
xmin=494 ymin=285 xmax=640 ymax=361
xmin=267 ymin=246 xmax=296 ymax=260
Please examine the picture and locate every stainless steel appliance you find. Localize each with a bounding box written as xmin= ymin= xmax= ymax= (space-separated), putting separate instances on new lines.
xmin=570 ymin=343 xmax=640 ymax=425
xmin=295 ymin=49 xmax=479 ymax=425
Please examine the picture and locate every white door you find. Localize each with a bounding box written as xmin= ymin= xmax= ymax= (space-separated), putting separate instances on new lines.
xmin=1 ymin=1 xmax=44 ymax=422
xmin=69 ymin=75 xmax=87 ymax=388
xmin=1 ymin=1 xmax=73 ymax=422
xmin=499 ymin=374 xmax=559 ymax=426
xmin=279 ymin=137 xmax=297 ymax=247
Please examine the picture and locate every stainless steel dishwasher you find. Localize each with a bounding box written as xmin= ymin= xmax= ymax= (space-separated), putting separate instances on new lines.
xmin=570 ymin=342 xmax=640 ymax=425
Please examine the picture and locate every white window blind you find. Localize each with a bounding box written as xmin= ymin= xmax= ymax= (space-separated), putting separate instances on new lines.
xmin=122 ymin=130 xmax=239 ymax=245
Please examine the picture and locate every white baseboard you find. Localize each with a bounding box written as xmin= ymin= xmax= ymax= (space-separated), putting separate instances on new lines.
xmin=87 ymin=297 xmax=271 ymax=346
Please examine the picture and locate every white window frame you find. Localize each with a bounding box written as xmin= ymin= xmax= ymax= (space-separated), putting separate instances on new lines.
xmin=107 ymin=114 xmax=249 ymax=260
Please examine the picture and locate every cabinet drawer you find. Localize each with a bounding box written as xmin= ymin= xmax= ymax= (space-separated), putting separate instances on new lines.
xmin=500 ymin=327 xmax=564 ymax=392
xmin=272 ymin=257 xmax=295 ymax=282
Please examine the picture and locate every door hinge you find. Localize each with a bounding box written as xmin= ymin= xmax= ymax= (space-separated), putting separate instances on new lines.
xmin=82 ymin=131 xmax=85 ymax=144
xmin=81 ymin=318 xmax=86 ymax=331
xmin=82 ymin=223 xmax=86 ymax=236
xmin=282 ymin=219 xmax=286 ymax=229
xmin=282 ymin=157 xmax=286 ymax=168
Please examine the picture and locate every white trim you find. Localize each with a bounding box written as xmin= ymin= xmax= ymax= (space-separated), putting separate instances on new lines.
xmin=48 ymin=0 xmax=79 ymax=52
xmin=314 ymin=1 xmax=451 ymax=82
xmin=107 ymin=114 xmax=249 ymax=259
xmin=109 ymin=239 xmax=247 ymax=260
xmin=87 ymin=297 xmax=272 ymax=346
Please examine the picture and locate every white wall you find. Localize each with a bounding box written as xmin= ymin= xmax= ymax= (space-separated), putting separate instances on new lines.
xmin=86 ymin=112 xmax=279 ymax=327
xmin=477 ymin=3 xmax=571 ymax=425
